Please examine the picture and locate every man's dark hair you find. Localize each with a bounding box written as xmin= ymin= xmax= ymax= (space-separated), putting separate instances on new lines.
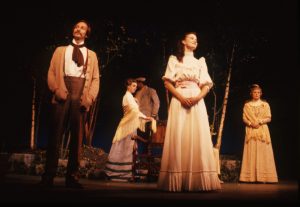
xmin=73 ymin=19 xmax=92 ymax=38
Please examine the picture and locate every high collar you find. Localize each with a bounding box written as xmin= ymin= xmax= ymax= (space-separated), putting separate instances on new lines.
xmin=72 ymin=39 xmax=85 ymax=46
xmin=184 ymin=51 xmax=194 ymax=56
xmin=249 ymin=99 xmax=263 ymax=106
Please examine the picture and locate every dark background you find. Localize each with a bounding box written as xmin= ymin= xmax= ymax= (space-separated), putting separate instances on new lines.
xmin=2 ymin=0 xmax=298 ymax=180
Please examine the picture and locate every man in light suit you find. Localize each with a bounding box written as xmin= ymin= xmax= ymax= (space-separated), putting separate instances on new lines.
xmin=135 ymin=77 xmax=160 ymax=119
xmin=134 ymin=77 xmax=160 ymax=153
xmin=40 ymin=20 xmax=100 ymax=188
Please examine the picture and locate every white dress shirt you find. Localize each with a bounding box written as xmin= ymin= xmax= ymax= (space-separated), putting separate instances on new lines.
xmin=64 ymin=39 xmax=87 ymax=78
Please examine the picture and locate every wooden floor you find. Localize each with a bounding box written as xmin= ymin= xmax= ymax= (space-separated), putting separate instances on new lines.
xmin=0 ymin=173 xmax=298 ymax=206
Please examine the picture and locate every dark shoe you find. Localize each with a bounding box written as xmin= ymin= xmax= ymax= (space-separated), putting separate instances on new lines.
xmin=65 ymin=181 xmax=84 ymax=189
xmin=65 ymin=178 xmax=84 ymax=189
xmin=38 ymin=177 xmax=54 ymax=188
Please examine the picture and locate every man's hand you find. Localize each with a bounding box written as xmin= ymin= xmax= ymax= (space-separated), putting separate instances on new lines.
xmin=54 ymin=88 xmax=68 ymax=102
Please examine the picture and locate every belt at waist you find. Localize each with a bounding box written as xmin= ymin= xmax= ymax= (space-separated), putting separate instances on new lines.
xmin=175 ymin=81 xmax=198 ymax=88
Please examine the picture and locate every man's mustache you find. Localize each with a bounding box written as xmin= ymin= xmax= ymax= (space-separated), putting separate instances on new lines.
xmin=74 ymin=31 xmax=82 ymax=35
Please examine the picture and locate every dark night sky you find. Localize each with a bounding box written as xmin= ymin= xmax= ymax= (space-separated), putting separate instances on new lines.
xmin=2 ymin=0 xmax=299 ymax=179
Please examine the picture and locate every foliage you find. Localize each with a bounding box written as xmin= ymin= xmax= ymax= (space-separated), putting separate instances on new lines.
xmin=7 ymin=145 xmax=108 ymax=179
xmin=220 ymin=154 xmax=241 ymax=182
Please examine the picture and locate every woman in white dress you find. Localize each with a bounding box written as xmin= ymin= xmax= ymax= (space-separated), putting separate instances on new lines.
xmin=239 ymin=84 xmax=278 ymax=183
xmin=158 ymin=32 xmax=221 ymax=191
xmin=105 ymin=78 xmax=152 ymax=182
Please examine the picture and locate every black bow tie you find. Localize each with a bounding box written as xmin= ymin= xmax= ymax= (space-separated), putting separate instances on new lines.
xmin=71 ymin=42 xmax=85 ymax=67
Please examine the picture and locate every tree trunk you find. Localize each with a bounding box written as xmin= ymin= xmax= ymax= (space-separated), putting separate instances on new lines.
xmin=30 ymin=78 xmax=36 ymax=150
xmin=84 ymin=98 xmax=100 ymax=146
xmin=84 ymin=76 xmax=101 ymax=146
xmin=210 ymin=88 xmax=217 ymax=136
xmin=215 ymin=43 xmax=236 ymax=150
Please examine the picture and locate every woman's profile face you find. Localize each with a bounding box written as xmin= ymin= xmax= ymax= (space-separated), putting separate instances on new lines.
xmin=182 ymin=33 xmax=198 ymax=50
xmin=128 ymin=82 xmax=137 ymax=94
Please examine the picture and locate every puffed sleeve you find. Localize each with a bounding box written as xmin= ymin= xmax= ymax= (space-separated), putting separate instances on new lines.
xmin=123 ymin=92 xmax=146 ymax=118
xmin=122 ymin=92 xmax=130 ymax=107
xmin=162 ymin=55 xmax=178 ymax=82
xmin=124 ymin=93 xmax=137 ymax=110
xmin=199 ymin=57 xmax=213 ymax=89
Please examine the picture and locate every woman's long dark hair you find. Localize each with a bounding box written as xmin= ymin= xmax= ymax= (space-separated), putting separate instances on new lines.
xmin=175 ymin=32 xmax=197 ymax=62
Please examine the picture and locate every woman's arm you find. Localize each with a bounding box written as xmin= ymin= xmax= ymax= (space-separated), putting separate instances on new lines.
xmin=243 ymin=104 xmax=260 ymax=129
xmin=164 ymin=80 xmax=193 ymax=108
xmin=188 ymin=85 xmax=210 ymax=106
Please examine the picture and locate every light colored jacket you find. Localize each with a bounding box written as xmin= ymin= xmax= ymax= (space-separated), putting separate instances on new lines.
xmin=135 ymin=85 xmax=160 ymax=118
xmin=47 ymin=46 xmax=100 ymax=111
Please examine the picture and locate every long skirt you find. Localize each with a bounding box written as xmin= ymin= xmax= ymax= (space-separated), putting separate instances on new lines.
xmin=158 ymin=83 xmax=221 ymax=191
xmin=105 ymin=133 xmax=136 ymax=182
xmin=239 ymin=139 xmax=278 ymax=183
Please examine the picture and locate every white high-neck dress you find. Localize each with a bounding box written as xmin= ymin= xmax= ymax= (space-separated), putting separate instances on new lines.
xmin=158 ymin=52 xmax=221 ymax=191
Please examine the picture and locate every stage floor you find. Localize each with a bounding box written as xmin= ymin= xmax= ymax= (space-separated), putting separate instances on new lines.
xmin=0 ymin=173 xmax=298 ymax=206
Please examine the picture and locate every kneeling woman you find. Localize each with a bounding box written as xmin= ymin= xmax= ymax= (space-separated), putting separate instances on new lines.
xmin=105 ymin=78 xmax=153 ymax=182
